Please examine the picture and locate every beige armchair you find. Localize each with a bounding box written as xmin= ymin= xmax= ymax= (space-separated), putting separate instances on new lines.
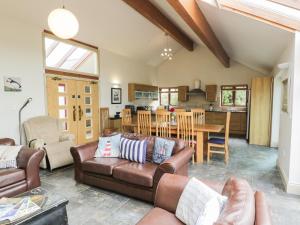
xmin=23 ymin=116 xmax=74 ymax=170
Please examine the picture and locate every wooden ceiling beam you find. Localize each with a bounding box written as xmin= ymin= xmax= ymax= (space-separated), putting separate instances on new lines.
xmin=122 ymin=0 xmax=194 ymax=51
xmin=167 ymin=0 xmax=230 ymax=67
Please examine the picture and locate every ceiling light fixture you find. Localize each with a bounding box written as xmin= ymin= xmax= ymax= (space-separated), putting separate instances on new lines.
xmin=160 ymin=33 xmax=173 ymax=60
xmin=48 ymin=1 xmax=79 ymax=39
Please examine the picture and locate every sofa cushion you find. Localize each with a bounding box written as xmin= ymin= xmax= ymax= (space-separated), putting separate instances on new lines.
xmin=215 ymin=177 xmax=255 ymax=225
xmin=153 ymin=137 xmax=175 ymax=164
xmin=0 ymin=168 xmax=26 ymax=188
xmin=137 ymin=208 xmax=184 ymax=225
xmin=120 ymin=138 xmax=147 ymax=163
xmin=95 ymin=134 xmax=121 ymax=158
xmin=113 ymin=162 xmax=157 ymax=187
xmin=122 ymin=133 xmax=155 ymax=162
xmin=165 ymin=138 xmax=186 ymax=155
xmin=82 ymin=158 xmax=129 ymax=176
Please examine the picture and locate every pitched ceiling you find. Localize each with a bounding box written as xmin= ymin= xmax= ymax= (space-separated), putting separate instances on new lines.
xmin=0 ymin=0 xmax=294 ymax=73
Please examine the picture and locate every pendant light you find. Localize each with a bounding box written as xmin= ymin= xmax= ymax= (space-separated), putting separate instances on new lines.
xmin=160 ymin=33 xmax=173 ymax=60
xmin=48 ymin=2 xmax=79 ymax=39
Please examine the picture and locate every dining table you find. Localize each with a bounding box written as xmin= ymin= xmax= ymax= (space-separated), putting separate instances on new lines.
xmin=124 ymin=122 xmax=224 ymax=163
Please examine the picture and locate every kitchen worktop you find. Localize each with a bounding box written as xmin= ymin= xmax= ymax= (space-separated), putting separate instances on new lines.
xmin=205 ymin=109 xmax=247 ymax=113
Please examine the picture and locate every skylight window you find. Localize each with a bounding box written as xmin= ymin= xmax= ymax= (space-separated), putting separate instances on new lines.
xmin=44 ymin=35 xmax=99 ymax=75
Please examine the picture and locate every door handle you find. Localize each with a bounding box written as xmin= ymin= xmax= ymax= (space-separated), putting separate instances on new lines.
xmin=78 ymin=105 xmax=83 ymax=121
xmin=73 ymin=106 xmax=76 ymax=121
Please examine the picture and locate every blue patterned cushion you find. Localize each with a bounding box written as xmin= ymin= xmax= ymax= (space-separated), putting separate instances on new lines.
xmin=208 ymin=138 xmax=225 ymax=145
xmin=94 ymin=134 xmax=121 ymax=158
xmin=153 ymin=137 xmax=175 ymax=164
xmin=120 ymin=138 xmax=147 ymax=163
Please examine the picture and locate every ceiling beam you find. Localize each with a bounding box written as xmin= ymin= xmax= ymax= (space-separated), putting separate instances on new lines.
xmin=122 ymin=0 xmax=194 ymax=51
xmin=167 ymin=0 xmax=230 ymax=67
xmin=269 ymin=0 xmax=300 ymax=11
xmin=218 ymin=0 xmax=299 ymax=32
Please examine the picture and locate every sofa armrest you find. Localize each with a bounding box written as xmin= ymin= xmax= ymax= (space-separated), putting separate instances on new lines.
xmin=0 ymin=138 xmax=15 ymax=146
xmin=255 ymin=192 xmax=273 ymax=225
xmin=17 ymin=147 xmax=45 ymax=189
xmin=153 ymin=147 xmax=193 ymax=185
xmin=70 ymin=141 xmax=98 ymax=163
xmin=154 ymin=174 xmax=189 ymax=213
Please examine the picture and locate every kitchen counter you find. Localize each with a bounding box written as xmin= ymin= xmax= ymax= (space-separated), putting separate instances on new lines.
xmin=205 ymin=109 xmax=247 ymax=113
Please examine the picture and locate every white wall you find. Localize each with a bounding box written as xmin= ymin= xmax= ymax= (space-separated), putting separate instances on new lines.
xmin=156 ymin=46 xmax=266 ymax=107
xmin=0 ymin=17 xmax=45 ymax=144
xmin=0 ymin=16 xmax=156 ymax=143
xmin=99 ymin=49 xmax=156 ymax=117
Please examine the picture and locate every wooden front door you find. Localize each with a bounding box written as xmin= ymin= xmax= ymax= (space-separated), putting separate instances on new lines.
xmin=46 ymin=76 xmax=99 ymax=144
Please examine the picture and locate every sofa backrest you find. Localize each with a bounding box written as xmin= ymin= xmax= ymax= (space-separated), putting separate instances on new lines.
xmin=215 ymin=177 xmax=255 ymax=225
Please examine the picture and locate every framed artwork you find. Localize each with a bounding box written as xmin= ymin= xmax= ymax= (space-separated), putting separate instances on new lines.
xmin=111 ymin=88 xmax=122 ymax=104
xmin=4 ymin=76 xmax=22 ymax=92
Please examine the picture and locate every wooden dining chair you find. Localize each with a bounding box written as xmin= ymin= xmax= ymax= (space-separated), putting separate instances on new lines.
xmin=191 ymin=108 xmax=205 ymax=126
xmin=137 ymin=111 xmax=152 ymax=136
xmin=156 ymin=111 xmax=171 ymax=138
xmin=174 ymin=108 xmax=186 ymax=112
xmin=176 ymin=112 xmax=195 ymax=163
xmin=207 ymin=112 xmax=231 ymax=164
xmin=100 ymin=108 xmax=109 ymax=134
xmin=121 ymin=108 xmax=132 ymax=132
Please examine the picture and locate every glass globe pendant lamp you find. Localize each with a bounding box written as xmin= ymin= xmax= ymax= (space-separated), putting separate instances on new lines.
xmin=48 ymin=5 xmax=79 ymax=39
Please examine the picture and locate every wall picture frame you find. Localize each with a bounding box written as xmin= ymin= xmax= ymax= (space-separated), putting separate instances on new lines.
xmin=111 ymin=88 xmax=122 ymax=104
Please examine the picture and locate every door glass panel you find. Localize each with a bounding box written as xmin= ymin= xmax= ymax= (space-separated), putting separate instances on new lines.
xmin=85 ymin=96 xmax=91 ymax=105
xmin=86 ymin=119 xmax=92 ymax=128
xmin=59 ymin=109 xmax=67 ymax=119
xmin=86 ymin=130 xmax=92 ymax=139
xmin=85 ymin=108 xmax=92 ymax=117
xmin=58 ymin=84 xmax=66 ymax=93
xmin=85 ymin=86 xmax=91 ymax=94
xmin=58 ymin=96 xmax=66 ymax=106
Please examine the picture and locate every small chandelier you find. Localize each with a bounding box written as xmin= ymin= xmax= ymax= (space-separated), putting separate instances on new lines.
xmin=48 ymin=2 xmax=79 ymax=39
xmin=160 ymin=34 xmax=173 ymax=60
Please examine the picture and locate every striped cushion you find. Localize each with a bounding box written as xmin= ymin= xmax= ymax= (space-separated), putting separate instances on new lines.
xmin=120 ymin=138 xmax=147 ymax=164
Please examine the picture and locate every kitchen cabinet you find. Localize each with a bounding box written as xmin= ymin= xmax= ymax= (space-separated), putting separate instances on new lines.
xmin=249 ymin=77 xmax=273 ymax=146
xmin=109 ymin=118 xmax=121 ymax=132
xmin=206 ymin=111 xmax=247 ymax=136
xmin=206 ymin=85 xmax=217 ymax=102
xmin=128 ymin=83 xmax=158 ymax=102
xmin=178 ymin=86 xmax=189 ymax=102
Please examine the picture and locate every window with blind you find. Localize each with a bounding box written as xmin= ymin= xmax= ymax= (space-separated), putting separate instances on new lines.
xmin=159 ymin=88 xmax=178 ymax=106
xmin=221 ymin=85 xmax=248 ymax=107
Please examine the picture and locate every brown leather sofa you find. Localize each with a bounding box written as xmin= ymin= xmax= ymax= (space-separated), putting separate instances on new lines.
xmin=71 ymin=135 xmax=194 ymax=202
xmin=137 ymin=174 xmax=272 ymax=225
xmin=0 ymin=138 xmax=45 ymax=198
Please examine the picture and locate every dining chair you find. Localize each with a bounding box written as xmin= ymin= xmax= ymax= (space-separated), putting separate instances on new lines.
xmin=207 ymin=112 xmax=231 ymax=164
xmin=121 ymin=108 xmax=132 ymax=132
xmin=100 ymin=107 xmax=110 ymax=135
xmin=137 ymin=110 xmax=152 ymax=136
xmin=176 ymin=112 xmax=195 ymax=163
xmin=191 ymin=108 xmax=205 ymax=126
xmin=156 ymin=111 xmax=171 ymax=138
xmin=174 ymin=108 xmax=186 ymax=112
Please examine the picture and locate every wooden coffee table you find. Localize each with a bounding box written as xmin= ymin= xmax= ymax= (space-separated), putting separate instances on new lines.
xmin=0 ymin=188 xmax=69 ymax=225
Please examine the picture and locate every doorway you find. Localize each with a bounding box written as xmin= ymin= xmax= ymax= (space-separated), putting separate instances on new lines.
xmin=46 ymin=75 xmax=99 ymax=144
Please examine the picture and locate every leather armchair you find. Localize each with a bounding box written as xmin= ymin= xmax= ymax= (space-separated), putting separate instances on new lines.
xmin=137 ymin=174 xmax=272 ymax=225
xmin=23 ymin=116 xmax=74 ymax=170
xmin=0 ymin=138 xmax=45 ymax=198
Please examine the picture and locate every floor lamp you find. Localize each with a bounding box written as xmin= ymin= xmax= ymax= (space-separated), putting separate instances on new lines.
xmin=19 ymin=97 xmax=32 ymax=144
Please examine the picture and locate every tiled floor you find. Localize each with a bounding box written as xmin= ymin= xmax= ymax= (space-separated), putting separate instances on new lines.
xmin=40 ymin=138 xmax=300 ymax=225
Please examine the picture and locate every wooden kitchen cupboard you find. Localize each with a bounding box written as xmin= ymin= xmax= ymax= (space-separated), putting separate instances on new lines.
xmin=249 ymin=77 xmax=273 ymax=146
xmin=178 ymin=86 xmax=189 ymax=102
xmin=206 ymin=85 xmax=217 ymax=102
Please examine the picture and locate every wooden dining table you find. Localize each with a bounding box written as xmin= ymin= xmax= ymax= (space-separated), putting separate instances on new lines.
xmin=124 ymin=122 xmax=224 ymax=163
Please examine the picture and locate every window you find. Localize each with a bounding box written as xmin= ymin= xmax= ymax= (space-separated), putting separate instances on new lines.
xmin=159 ymin=88 xmax=178 ymax=106
xmin=221 ymin=85 xmax=248 ymax=107
xmin=44 ymin=33 xmax=99 ymax=75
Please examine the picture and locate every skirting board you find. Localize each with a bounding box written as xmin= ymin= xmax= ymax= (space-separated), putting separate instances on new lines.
xmin=278 ymin=163 xmax=300 ymax=195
